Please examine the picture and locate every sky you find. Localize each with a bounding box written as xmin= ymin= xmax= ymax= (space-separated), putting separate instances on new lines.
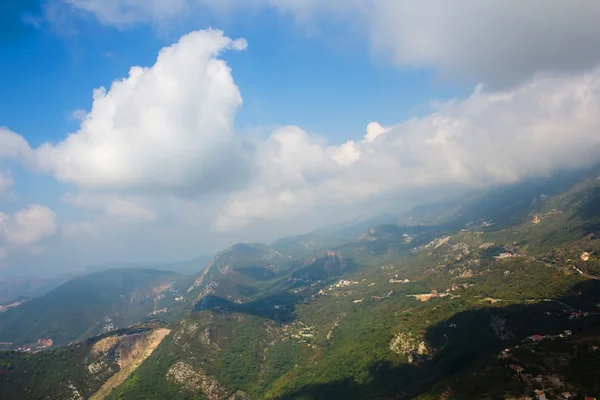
xmin=1 ymin=0 xmax=600 ymax=276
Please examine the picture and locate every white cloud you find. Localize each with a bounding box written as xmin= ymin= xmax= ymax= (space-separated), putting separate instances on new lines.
xmin=369 ymin=1 xmax=600 ymax=86
xmin=37 ymin=29 xmax=250 ymax=195
xmin=0 ymin=127 xmax=36 ymax=167
xmin=0 ymin=171 xmax=14 ymax=197
xmin=69 ymin=108 xmax=88 ymax=122
xmin=0 ymin=205 xmax=58 ymax=258
xmin=55 ymin=1 xmax=600 ymax=86
xmin=62 ymin=0 xmax=190 ymax=26
xmin=4 ymin=27 xmax=600 ymax=236
xmin=62 ymin=193 xmax=157 ymax=223
xmin=104 ymin=197 xmax=157 ymax=222
xmin=364 ymin=122 xmax=387 ymax=143
xmin=2 ymin=27 xmax=600 ymax=271
xmin=60 ymin=0 xmax=366 ymax=27
xmin=61 ymin=221 xmax=98 ymax=238
xmin=215 ymin=67 xmax=600 ymax=229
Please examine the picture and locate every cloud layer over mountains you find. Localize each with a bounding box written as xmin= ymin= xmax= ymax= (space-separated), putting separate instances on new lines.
xmin=3 ymin=27 xmax=600 ymax=260
xmin=2 ymin=1 xmax=600 ymax=269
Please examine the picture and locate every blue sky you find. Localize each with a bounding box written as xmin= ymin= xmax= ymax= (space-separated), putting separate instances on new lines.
xmin=0 ymin=4 xmax=466 ymax=146
xmin=1 ymin=1 xmax=600 ymax=276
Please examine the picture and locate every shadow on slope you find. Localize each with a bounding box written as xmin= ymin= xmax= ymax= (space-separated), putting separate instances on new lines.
xmin=192 ymin=291 xmax=304 ymax=323
xmin=573 ymin=186 xmax=600 ymax=224
xmin=274 ymin=280 xmax=600 ymax=400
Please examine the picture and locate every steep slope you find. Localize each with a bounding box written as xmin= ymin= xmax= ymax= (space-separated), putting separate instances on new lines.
xmin=396 ymin=168 xmax=599 ymax=229
xmin=89 ymin=327 xmax=171 ymax=400
xmin=2 ymin=170 xmax=600 ymax=400
xmin=0 ymin=323 xmax=170 ymax=400
xmin=0 ymin=269 xmax=190 ymax=348
xmin=109 ymin=169 xmax=600 ymax=400
xmin=186 ymin=243 xmax=290 ymax=303
xmin=290 ymin=251 xmax=349 ymax=281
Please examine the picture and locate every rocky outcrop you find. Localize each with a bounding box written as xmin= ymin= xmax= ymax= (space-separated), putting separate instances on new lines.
xmin=531 ymin=209 xmax=562 ymax=224
xmin=0 ymin=299 xmax=26 ymax=314
xmin=327 ymin=315 xmax=345 ymax=341
xmin=89 ymin=328 xmax=171 ymax=400
xmin=188 ymin=256 xmax=218 ymax=292
xmin=414 ymin=236 xmax=452 ymax=253
xmin=459 ymin=269 xmax=474 ymax=278
xmin=228 ymin=390 xmax=250 ymax=400
xmin=167 ymin=361 xmax=228 ymax=400
xmin=389 ymin=332 xmax=431 ymax=364
xmin=451 ymin=243 xmax=470 ymax=260
xmin=67 ymin=382 xmax=84 ymax=400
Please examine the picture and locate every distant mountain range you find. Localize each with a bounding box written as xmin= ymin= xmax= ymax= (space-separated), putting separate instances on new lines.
xmin=0 ymin=269 xmax=192 ymax=348
xmin=2 ymin=167 xmax=600 ymax=399
xmin=0 ymin=276 xmax=71 ymax=304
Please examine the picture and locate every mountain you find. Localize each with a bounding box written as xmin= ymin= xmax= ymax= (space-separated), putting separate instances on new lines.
xmin=186 ymin=243 xmax=291 ymax=303
xmin=272 ymin=214 xmax=397 ymax=257
xmin=109 ymin=169 xmax=600 ymax=400
xmin=2 ymin=170 xmax=600 ymax=399
xmin=84 ymin=255 xmax=213 ymax=276
xmin=0 ymin=323 xmax=170 ymax=400
xmin=396 ymin=169 xmax=597 ymax=229
xmin=290 ymin=250 xmax=349 ymax=281
xmin=0 ymin=269 xmax=192 ymax=348
xmin=0 ymin=275 xmax=72 ymax=304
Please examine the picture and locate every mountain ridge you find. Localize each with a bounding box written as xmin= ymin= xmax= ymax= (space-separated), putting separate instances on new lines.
xmin=2 ymin=169 xmax=600 ymax=399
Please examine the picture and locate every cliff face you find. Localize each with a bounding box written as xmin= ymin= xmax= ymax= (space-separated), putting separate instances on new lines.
xmin=89 ymin=328 xmax=171 ymax=400
xmin=0 ymin=325 xmax=171 ymax=400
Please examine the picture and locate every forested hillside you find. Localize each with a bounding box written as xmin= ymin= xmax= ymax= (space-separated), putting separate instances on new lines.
xmin=2 ymin=170 xmax=600 ymax=399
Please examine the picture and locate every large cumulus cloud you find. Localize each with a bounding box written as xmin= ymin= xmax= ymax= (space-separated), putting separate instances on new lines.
xmin=36 ymin=29 xmax=250 ymax=195
xmin=216 ymin=68 xmax=600 ymax=229
xmin=3 ymin=28 xmax=600 ymax=246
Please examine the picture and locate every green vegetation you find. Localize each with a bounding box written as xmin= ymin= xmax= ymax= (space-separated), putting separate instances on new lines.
xmin=0 ymin=269 xmax=192 ymax=347
xmin=0 ymin=325 xmax=167 ymax=400
xmin=4 ymin=169 xmax=600 ymax=399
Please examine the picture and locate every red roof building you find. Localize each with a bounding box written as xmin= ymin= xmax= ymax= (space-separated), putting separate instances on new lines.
xmin=509 ymin=364 xmax=524 ymax=373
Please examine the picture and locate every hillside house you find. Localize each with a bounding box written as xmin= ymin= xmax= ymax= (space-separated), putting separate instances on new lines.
xmin=534 ymin=390 xmax=546 ymax=400
xmin=569 ymin=311 xmax=582 ymax=319
xmin=529 ymin=334 xmax=545 ymax=342
xmin=509 ymin=364 xmax=524 ymax=374
xmin=494 ymin=252 xmax=514 ymax=260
